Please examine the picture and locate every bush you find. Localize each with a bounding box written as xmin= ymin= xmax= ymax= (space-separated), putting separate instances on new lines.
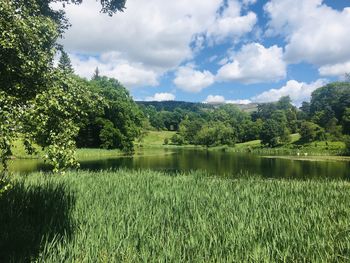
xmin=170 ymin=134 xmax=185 ymax=145
xmin=163 ymin=138 xmax=169 ymax=145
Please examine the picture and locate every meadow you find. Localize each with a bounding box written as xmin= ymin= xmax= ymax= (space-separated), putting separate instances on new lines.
xmin=1 ymin=170 xmax=349 ymax=262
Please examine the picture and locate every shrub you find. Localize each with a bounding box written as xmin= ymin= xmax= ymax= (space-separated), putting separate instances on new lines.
xmin=170 ymin=134 xmax=185 ymax=145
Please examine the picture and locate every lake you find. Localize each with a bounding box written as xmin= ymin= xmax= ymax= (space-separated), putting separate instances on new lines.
xmin=7 ymin=148 xmax=350 ymax=180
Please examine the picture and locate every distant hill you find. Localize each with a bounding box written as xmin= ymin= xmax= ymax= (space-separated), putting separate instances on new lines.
xmin=136 ymin=101 xmax=258 ymax=113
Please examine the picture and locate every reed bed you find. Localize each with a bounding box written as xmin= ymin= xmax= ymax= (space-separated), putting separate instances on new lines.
xmin=1 ymin=170 xmax=350 ymax=262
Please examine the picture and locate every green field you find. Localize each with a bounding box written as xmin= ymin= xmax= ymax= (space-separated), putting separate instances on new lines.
xmin=1 ymin=170 xmax=350 ymax=262
xmin=137 ymin=130 xmax=176 ymax=147
xmin=213 ymin=133 xmax=347 ymax=157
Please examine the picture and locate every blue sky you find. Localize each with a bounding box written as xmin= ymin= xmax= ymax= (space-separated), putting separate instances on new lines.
xmin=58 ymin=0 xmax=350 ymax=105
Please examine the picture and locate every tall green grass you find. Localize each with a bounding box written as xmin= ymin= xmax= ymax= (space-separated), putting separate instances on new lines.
xmin=1 ymin=170 xmax=350 ymax=262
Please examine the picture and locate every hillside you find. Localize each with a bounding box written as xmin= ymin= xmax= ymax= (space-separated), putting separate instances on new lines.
xmin=136 ymin=101 xmax=258 ymax=113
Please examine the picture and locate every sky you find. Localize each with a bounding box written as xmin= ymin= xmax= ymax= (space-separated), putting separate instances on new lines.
xmin=55 ymin=0 xmax=350 ymax=105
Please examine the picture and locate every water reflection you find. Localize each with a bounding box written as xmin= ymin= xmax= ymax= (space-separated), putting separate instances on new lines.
xmin=7 ymin=148 xmax=350 ymax=180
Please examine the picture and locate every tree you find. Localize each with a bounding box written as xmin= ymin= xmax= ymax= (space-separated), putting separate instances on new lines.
xmin=345 ymin=73 xmax=350 ymax=82
xmin=310 ymin=82 xmax=350 ymax=124
xmin=260 ymin=119 xmax=285 ymax=147
xmin=196 ymin=122 xmax=235 ymax=147
xmin=76 ymin=77 xmax=144 ymax=153
xmin=58 ymin=50 xmax=74 ymax=74
xmin=342 ymin=108 xmax=350 ymax=135
xmin=0 ymin=0 xmax=58 ymax=101
xmin=170 ymin=134 xmax=185 ymax=145
xmin=299 ymin=121 xmax=325 ymax=142
xmin=0 ymin=0 xmax=127 ymax=172
xmin=345 ymin=135 xmax=350 ymax=155
xmin=92 ymin=67 xmax=100 ymax=80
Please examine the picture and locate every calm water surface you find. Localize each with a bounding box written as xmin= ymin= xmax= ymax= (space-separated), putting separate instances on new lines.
xmin=7 ymin=148 xmax=350 ymax=180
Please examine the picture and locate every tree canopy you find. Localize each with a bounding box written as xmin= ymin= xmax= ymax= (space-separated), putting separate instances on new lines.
xmin=0 ymin=0 xmax=128 ymax=172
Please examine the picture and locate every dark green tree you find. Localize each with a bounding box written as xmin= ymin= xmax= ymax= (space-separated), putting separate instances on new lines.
xmin=58 ymin=50 xmax=74 ymax=74
xmin=342 ymin=108 xmax=350 ymax=135
xmin=92 ymin=67 xmax=100 ymax=80
xmin=260 ymin=119 xmax=285 ymax=147
xmin=299 ymin=121 xmax=325 ymax=142
xmin=76 ymin=77 xmax=144 ymax=153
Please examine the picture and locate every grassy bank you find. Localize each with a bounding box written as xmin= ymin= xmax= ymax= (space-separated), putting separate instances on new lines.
xmin=11 ymin=131 xmax=176 ymax=160
xmin=1 ymin=170 xmax=350 ymax=262
xmin=212 ymin=134 xmax=347 ymax=157
xmin=10 ymin=132 xmax=347 ymax=163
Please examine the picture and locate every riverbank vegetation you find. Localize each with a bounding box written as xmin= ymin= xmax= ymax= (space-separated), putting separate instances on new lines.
xmin=139 ymin=84 xmax=350 ymax=155
xmin=1 ymin=170 xmax=350 ymax=262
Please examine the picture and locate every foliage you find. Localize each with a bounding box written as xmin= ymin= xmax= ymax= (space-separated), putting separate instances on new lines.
xmin=345 ymin=136 xmax=350 ymax=155
xmin=163 ymin=138 xmax=169 ymax=145
xmin=170 ymin=133 xmax=185 ymax=145
xmin=0 ymin=0 xmax=128 ymax=172
xmin=299 ymin=121 xmax=325 ymax=142
xmin=308 ymin=82 xmax=350 ymax=138
xmin=342 ymin=108 xmax=350 ymax=135
xmin=0 ymin=0 xmax=58 ymax=101
xmin=196 ymin=122 xmax=236 ymax=147
xmin=260 ymin=119 xmax=285 ymax=147
xmin=76 ymin=77 xmax=144 ymax=153
xmin=25 ymin=74 xmax=101 ymax=171
xmin=58 ymin=50 xmax=74 ymax=74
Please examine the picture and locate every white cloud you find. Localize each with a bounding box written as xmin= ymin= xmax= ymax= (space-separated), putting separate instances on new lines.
xmin=265 ymin=0 xmax=350 ymax=70
xmin=226 ymin=99 xmax=252 ymax=104
xmin=319 ymin=62 xmax=350 ymax=77
xmin=145 ymin=93 xmax=175 ymax=101
xmin=174 ymin=65 xmax=215 ymax=93
xmin=252 ymin=79 xmax=328 ymax=105
xmin=216 ymin=43 xmax=286 ymax=83
xmin=204 ymin=95 xmax=226 ymax=103
xmin=70 ymin=53 xmax=158 ymax=88
xmin=206 ymin=0 xmax=257 ymax=44
xmin=204 ymin=95 xmax=252 ymax=104
xmin=52 ymin=0 xmax=260 ymax=89
xmin=58 ymin=0 xmax=224 ymax=70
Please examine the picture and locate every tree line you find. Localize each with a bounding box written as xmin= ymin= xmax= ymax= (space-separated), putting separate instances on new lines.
xmin=139 ymin=83 xmax=350 ymax=151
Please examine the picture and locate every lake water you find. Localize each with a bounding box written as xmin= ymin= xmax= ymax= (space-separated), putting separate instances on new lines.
xmin=7 ymin=148 xmax=350 ymax=180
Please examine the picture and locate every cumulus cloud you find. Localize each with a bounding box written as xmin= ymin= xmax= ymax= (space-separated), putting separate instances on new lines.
xmin=174 ymin=65 xmax=215 ymax=93
xmin=204 ymin=95 xmax=252 ymax=104
xmin=58 ymin=0 xmax=223 ymax=69
xmin=252 ymin=79 xmax=328 ymax=105
xmin=145 ymin=93 xmax=175 ymax=101
xmin=319 ymin=62 xmax=350 ymax=77
xmin=53 ymin=0 xmax=260 ymax=88
xmin=216 ymin=43 xmax=286 ymax=83
xmin=226 ymin=99 xmax=252 ymax=104
xmin=204 ymin=95 xmax=226 ymax=104
xmin=69 ymin=53 xmax=158 ymax=88
xmin=265 ymin=0 xmax=350 ymax=72
xmin=206 ymin=0 xmax=257 ymax=44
